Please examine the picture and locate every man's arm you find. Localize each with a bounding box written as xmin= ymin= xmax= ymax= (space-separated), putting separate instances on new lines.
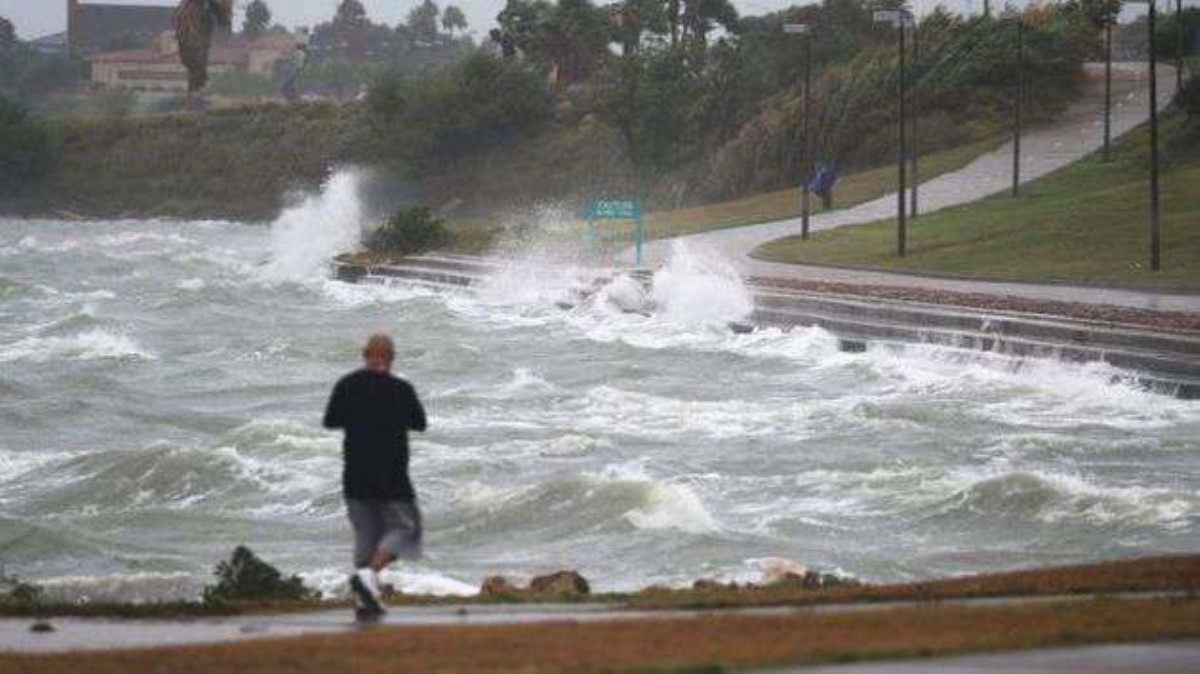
xmin=401 ymin=382 xmax=427 ymax=432
xmin=323 ymin=379 xmax=347 ymax=429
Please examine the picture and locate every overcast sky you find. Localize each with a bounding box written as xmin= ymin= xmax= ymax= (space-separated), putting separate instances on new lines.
xmin=0 ymin=0 xmax=1174 ymax=41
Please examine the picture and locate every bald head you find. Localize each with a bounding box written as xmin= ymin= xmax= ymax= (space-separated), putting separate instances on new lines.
xmin=362 ymin=333 xmax=395 ymax=372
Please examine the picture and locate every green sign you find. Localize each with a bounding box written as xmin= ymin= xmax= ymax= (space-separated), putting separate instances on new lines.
xmin=585 ymin=199 xmax=644 ymax=268
xmin=586 ymin=200 xmax=641 ymax=220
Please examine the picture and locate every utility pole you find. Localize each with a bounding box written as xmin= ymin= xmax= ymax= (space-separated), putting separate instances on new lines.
xmin=1178 ymin=0 xmax=1185 ymax=94
xmin=784 ymin=23 xmax=814 ymax=240
xmin=898 ymin=17 xmax=908 ymax=257
xmin=1104 ymin=17 xmax=1113 ymax=161
xmin=911 ymin=21 xmax=920 ymax=218
xmin=875 ymin=9 xmax=912 ymax=257
xmin=1009 ymin=13 xmax=1025 ymax=197
xmin=1150 ymin=0 xmax=1162 ymax=271
xmin=803 ymin=30 xmax=812 ymax=240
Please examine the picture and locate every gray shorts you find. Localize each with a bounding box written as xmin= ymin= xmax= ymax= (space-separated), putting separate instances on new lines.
xmin=346 ymin=499 xmax=422 ymax=567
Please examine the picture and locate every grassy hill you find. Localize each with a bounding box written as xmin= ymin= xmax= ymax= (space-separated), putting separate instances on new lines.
xmin=754 ymin=105 xmax=1200 ymax=292
xmin=4 ymin=103 xmax=361 ymax=222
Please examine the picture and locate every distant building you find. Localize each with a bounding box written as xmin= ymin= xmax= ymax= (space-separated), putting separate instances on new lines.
xmin=89 ymin=31 xmax=305 ymax=92
xmin=67 ymin=0 xmax=178 ymax=56
xmin=30 ymin=32 xmax=70 ymax=56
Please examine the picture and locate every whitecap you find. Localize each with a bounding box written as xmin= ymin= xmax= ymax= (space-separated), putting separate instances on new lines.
xmin=0 ymin=330 xmax=154 ymax=363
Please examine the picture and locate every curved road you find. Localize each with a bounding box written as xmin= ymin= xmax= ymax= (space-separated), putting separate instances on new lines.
xmin=643 ymin=63 xmax=1199 ymax=313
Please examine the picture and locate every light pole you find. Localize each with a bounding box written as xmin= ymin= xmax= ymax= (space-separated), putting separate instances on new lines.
xmin=1002 ymin=9 xmax=1025 ymax=197
xmin=1104 ymin=15 xmax=1113 ymax=161
xmin=1151 ymin=0 xmax=1162 ymax=271
xmin=875 ymin=9 xmax=915 ymax=258
xmin=1129 ymin=0 xmax=1163 ymax=271
xmin=1178 ymin=0 xmax=1185 ymax=94
xmin=911 ymin=20 xmax=920 ymax=218
xmin=784 ymin=22 xmax=814 ymax=240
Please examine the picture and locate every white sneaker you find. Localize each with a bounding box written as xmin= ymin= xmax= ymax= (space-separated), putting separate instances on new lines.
xmin=349 ymin=568 xmax=385 ymax=616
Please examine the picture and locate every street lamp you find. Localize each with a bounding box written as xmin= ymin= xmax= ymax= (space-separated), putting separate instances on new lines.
xmin=910 ymin=19 xmax=921 ymax=218
xmin=1002 ymin=8 xmax=1025 ymax=197
xmin=875 ymin=8 xmax=915 ymax=258
xmin=1128 ymin=0 xmax=1162 ymax=271
xmin=784 ymin=22 xmax=814 ymax=241
xmin=1178 ymin=0 xmax=1185 ymax=94
xmin=1104 ymin=14 xmax=1113 ymax=161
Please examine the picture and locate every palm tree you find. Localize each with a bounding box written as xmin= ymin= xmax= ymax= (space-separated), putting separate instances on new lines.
xmin=442 ymin=5 xmax=468 ymax=35
xmin=175 ymin=0 xmax=233 ymax=93
xmin=244 ymin=0 xmax=272 ymax=41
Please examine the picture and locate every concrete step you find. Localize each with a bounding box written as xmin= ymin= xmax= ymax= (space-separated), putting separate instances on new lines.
xmin=331 ymin=259 xmax=1200 ymax=399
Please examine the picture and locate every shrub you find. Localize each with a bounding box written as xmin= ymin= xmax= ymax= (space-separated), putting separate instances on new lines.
xmin=202 ymin=546 xmax=317 ymax=604
xmin=0 ymin=570 xmax=43 ymax=609
xmin=1179 ymin=73 xmax=1200 ymax=118
xmin=0 ymin=96 xmax=52 ymax=195
xmin=364 ymin=51 xmax=554 ymax=170
xmin=366 ymin=205 xmax=452 ymax=256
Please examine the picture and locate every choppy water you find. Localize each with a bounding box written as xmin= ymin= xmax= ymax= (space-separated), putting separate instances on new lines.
xmin=2 ymin=174 xmax=1198 ymax=603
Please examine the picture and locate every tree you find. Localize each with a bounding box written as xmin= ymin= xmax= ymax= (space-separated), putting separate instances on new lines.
xmin=335 ymin=0 xmax=369 ymax=28
xmin=498 ymin=0 xmax=611 ymax=82
xmin=333 ymin=0 xmax=370 ymax=60
xmin=0 ymin=96 xmax=53 ymax=196
xmin=408 ymin=0 xmax=441 ymax=43
xmin=608 ymin=0 xmax=667 ymax=56
xmin=175 ymin=0 xmax=234 ymax=93
xmin=0 ymin=16 xmax=16 ymax=54
xmin=680 ymin=0 xmax=737 ymax=48
xmin=365 ymin=51 xmax=554 ymax=168
xmin=243 ymin=0 xmax=272 ymax=40
xmin=442 ymin=5 xmax=468 ymax=35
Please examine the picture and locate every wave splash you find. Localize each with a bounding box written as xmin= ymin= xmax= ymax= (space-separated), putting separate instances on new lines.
xmin=260 ymin=170 xmax=365 ymax=282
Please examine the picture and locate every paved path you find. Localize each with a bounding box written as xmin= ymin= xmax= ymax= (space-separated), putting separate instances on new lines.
xmin=0 ymin=593 xmax=1184 ymax=654
xmin=644 ymin=63 xmax=1200 ymax=314
xmin=764 ymin=640 xmax=1200 ymax=673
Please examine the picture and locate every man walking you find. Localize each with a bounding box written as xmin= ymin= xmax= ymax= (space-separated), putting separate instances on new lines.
xmin=324 ymin=334 xmax=427 ymax=620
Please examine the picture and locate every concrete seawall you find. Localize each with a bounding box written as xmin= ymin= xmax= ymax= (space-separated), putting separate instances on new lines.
xmin=333 ymin=255 xmax=1200 ymax=399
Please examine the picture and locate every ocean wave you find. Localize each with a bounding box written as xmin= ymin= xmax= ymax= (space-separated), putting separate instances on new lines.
xmin=437 ymin=463 xmax=720 ymax=540
xmin=10 ymin=432 xmax=340 ymax=517
xmin=932 ymin=467 xmax=1194 ymax=528
xmin=176 ymin=278 xmax=207 ymax=292
xmin=319 ymin=277 xmax=439 ymax=307
xmin=0 ymin=329 xmax=154 ymax=364
xmin=440 ymin=367 xmax=560 ymax=401
xmin=567 ymin=385 xmax=815 ymax=441
xmin=94 ymin=231 xmax=197 ymax=249
xmin=35 ymin=572 xmax=200 ymax=604
xmin=11 ymin=235 xmax=81 ymax=254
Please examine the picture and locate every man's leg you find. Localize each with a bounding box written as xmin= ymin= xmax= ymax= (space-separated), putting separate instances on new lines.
xmin=346 ymin=500 xmax=387 ymax=615
xmin=369 ymin=548 xmax=395 ymax=572
xmin=374 ymin=501 xmax=423 ymax=571
xmin=347 ymin=499 xmax=384 ymax=569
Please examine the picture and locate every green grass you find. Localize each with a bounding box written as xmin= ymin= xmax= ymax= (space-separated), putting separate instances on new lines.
xmin=439 ymin=135 xmax=1008 ymax=255
xmin=754 ymin=110 xmax=1200 ymax=292
xmin=642 ymin=136 xmax=1007 ymax=240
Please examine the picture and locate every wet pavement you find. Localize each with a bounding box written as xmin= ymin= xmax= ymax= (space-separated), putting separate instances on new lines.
xmin=1 ymin=593 xmax=1186 ymax=654
xmin=643 ymin=63 xmax=1200 ymax=314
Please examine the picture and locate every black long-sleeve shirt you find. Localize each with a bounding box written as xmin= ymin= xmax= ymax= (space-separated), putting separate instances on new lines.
xmin=323 ymin=369 xmax=427 ymax=501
